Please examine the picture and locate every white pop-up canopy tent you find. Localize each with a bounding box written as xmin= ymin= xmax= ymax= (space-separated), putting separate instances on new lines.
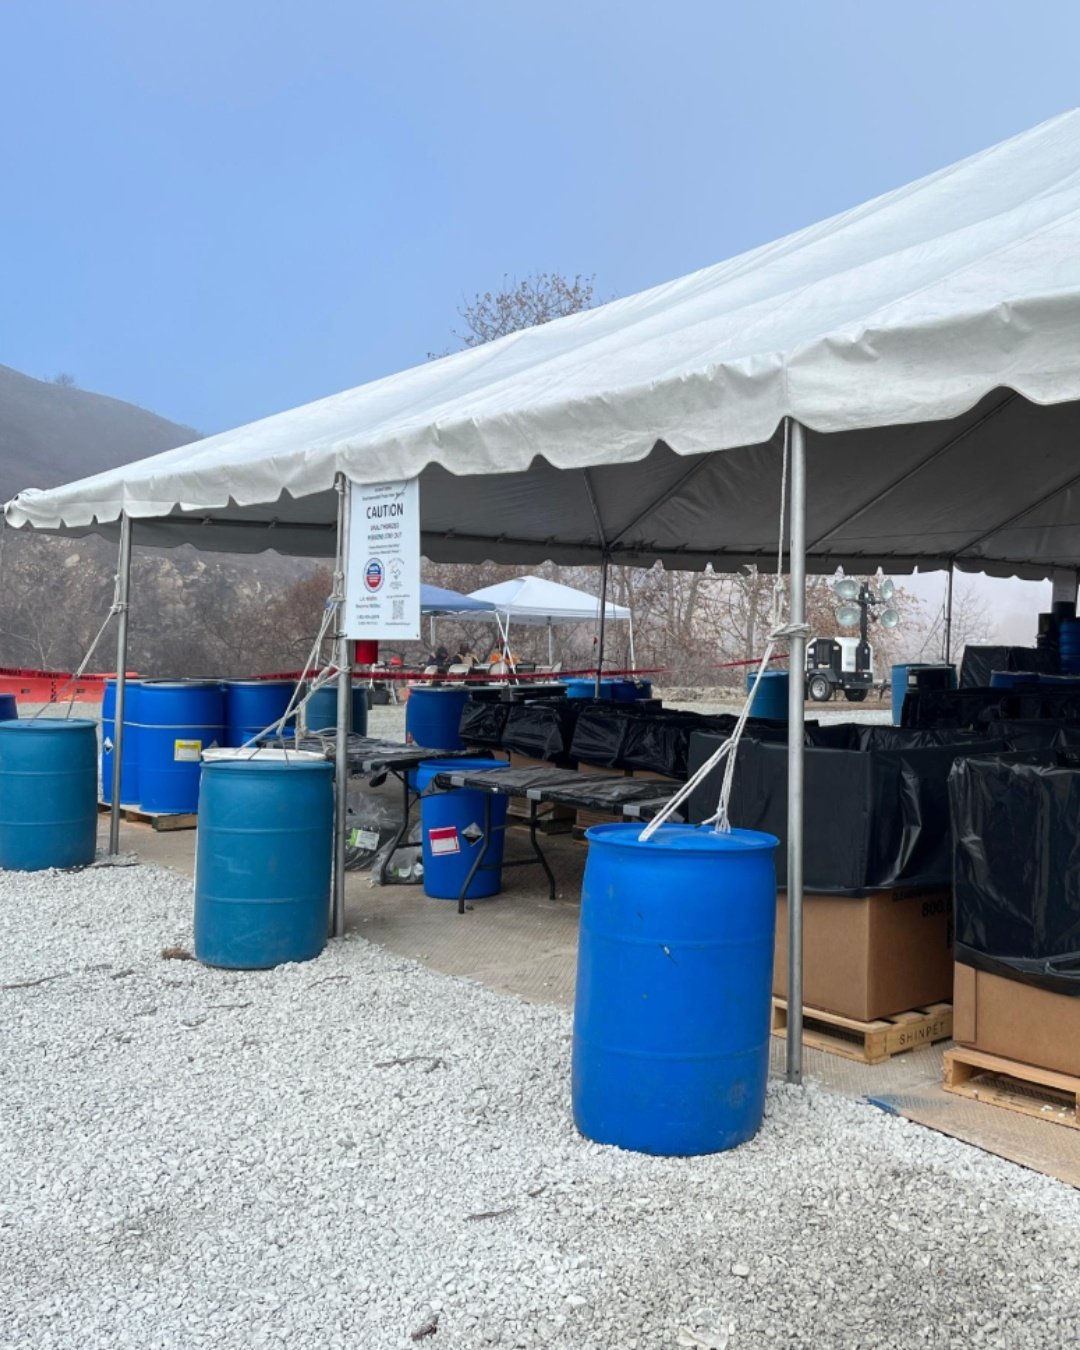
xmin=12 ymin=109 xmax=1080 ymax=1081
xmin=467 ymin=576 xmax=634 ymax=669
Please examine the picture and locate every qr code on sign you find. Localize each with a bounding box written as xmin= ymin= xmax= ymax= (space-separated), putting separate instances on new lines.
xmin=392 ymin=599 xmax=404 ymax=621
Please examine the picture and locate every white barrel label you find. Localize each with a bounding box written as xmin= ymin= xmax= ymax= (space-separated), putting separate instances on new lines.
xmin=174 ymin=739 xmax=203 ymax=762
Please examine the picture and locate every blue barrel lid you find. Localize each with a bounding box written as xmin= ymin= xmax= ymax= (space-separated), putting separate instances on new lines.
xmin=0 ymin=717 xmax=97 ymax=733
xmin=202 ymin=758 xmax=332 ymax=775
xmin=585 ymin=822 xmax=779 ymax=853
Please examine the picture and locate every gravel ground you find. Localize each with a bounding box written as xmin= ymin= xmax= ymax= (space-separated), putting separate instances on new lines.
xmin=4 ymin=863 xmax=1080 ymax=1350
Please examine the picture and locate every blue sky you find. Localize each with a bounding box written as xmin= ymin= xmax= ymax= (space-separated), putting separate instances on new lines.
xmin=3 ymin=0 xmax=1079 ymax=439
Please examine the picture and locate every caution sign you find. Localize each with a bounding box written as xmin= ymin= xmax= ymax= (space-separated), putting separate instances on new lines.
xmin=427 ymin=825 xmax=460 ymax=856
xmin=344 ymin=478 xmax=421 ymax=641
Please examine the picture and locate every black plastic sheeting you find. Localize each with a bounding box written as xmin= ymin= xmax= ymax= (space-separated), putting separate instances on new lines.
xmin=458 ymin=699 xmax=510 ymax=747
xmin=959 ymin=645 xmax=1058 ymax=688
xmin=950 ymin=750 xmax=1080 ymax=995
xmin=435 ymin=763 xmax=679 ymax=812
xmin=567 ymin=702 xmax=658 ymax=768
xmin=687 ymin=726 xmax=1007 ymax=893
xmin=501 ymin=700 xmax=582 ymax=764
xmin=903 ymin=684 xmax=1080 ymax=730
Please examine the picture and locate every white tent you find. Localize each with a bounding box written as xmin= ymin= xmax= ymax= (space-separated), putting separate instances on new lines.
xmin=12 ymin=110 xmax=1080 ymax=1082
xmin=10 ymin=111 xmax=1080 ymax=583
xmin=467 ymin=576 xmax=633 ymax=668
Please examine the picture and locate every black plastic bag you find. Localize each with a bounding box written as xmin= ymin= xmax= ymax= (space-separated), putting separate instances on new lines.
xmin=950 ymin=750 xmax=1080 ymax=995
xmin=569 ymin=704 xmax=634 ymax=767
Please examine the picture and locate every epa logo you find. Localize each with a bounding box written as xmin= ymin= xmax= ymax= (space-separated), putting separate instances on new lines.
xmin=364 ymin=558 xmax=385 ymax=592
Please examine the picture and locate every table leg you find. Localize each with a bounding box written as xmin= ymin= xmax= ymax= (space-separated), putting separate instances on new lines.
xmin=378 ymin=769 xmax=416 ymax=887
xmin=529 ymin=801 xmax=557 ymax=901
xmin=458 ymin=793 xmax=492 ymax=915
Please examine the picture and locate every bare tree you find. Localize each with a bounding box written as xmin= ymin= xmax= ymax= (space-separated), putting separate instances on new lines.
xmin=453 ymin=272 xmax=596 ymax=348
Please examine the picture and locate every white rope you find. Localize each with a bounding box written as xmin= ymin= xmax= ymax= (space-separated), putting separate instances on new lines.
xmin=640 ymin=421 xmax=807 ymax=841
xmin=231 ymin=570 xmax=344 ymax=758
xmin=34 ymin=551 xmax=127 ymax=720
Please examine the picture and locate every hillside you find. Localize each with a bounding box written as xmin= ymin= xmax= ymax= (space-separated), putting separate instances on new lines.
xmin=0 ymin=364 xmax=198 ymax=503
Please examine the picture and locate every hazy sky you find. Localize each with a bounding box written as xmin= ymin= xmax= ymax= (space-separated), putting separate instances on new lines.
xmin=1 ymin=0 xmax=1075 ymax=638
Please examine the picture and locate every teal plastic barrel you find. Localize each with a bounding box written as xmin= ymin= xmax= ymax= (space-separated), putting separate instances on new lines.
xmin=573 ymin=822 xmax=778 ymax=1156
xmin=746 ymin=670 xmax=788 ymax=721
xmin=136 ymin=681 xmax=225 ymax=813
xmin=305 ymin=685 xmax=369 ymax=736
xmin=0 ymin=720 xmax=98 ymax=871
xmin=194 ymin=758 xmax=334 ymax=968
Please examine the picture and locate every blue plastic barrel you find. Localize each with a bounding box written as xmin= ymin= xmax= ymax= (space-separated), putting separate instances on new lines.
xmin=565 ymin=679 xmax=612 ymax=700
xmin=746 ymin=670 xmax=789 ymax=721
xmin=1061 ymin=620 xmax=1080 ymax=673
xmin=223 ymin=679 xmax=296 ymax=747
xmin=135 ymin=681 xmax=225 ymax=813
xmin=0 ymin=720 xmax=98 ymax=870
xmin=304 ymin=685 xmax=369 ymax=736
xmin=417 ymin=757 xmax=507 ymax=899
xmin=0 ymin=695 xmax=17 ymax=722
xmin=573 ymin=822 xmax=779 ymax=1156
xmin=405 ymin=687 xmax=471 ymax=749
xmin=194 ymin=759 xmax=334 ymax=968
xmin=989 ymin=670 xmax=1042 ymax=689
xmin=890 ymin=663 xmax=957 ymax=724
xmin=101 ymin=679 xmax=141 ymax=805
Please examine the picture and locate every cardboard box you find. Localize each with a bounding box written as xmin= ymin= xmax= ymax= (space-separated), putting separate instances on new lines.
xmin=953 ymin=962 xmax=1080 ymax=1079
xmin=631 ymin=769 xmax=680 ymax=783
xmin=774 ymin=888 xmax=953 ymax=1022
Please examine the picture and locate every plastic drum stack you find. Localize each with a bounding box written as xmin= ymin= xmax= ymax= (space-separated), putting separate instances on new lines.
xmin=1060 ymin=619 xmax=1080 ymax=674
xmin=134 ymin=681 xmax=225 ymax=813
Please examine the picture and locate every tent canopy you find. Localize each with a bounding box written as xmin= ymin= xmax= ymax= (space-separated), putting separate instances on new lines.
xmin=9 ymin=112 xmax=1080 ymax=579
xmin=467 ymin=576 xmax=631 ymax=626
xmin=420 ymin=583 xmax=496 ymax=616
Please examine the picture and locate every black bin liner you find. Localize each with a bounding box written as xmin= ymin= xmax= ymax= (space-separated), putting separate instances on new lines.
xmin=569 ymin=704 xmax=636 ymax=767
xmin=960 ymin=645 xmax=1058 ymax=688
xmin=501 ymin=700 xmax=581 ymax=764
xmin=458 ymin=698 xmax=509 ymax=748
xmin=902 ymin=687 xmax=1005 ymax=729
xmin=950 ymin=750 xmax=1080 ymax=995
xmin=688 ymin=726 xmax=1006 ymax=892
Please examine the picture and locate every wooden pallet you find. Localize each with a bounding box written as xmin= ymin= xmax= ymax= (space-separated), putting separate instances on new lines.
xmin=98 ymin=802 xmax=198 ymax=832
xmin=943 ymin=1047 xmax=1080 ymax=1132
xmin=771 ymin=998 xmax=953 ymax=1065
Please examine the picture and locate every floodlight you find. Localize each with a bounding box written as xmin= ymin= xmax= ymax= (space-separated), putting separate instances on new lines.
xmin=836 ymin=604 xmax=861 ymax=628
xmin=833 ymin=578 xmax=860 ymax=601
xmin=879 ymin=579 xmax=896 ymax=602
xmin=879 ymin=608 xmax=900 ymax=629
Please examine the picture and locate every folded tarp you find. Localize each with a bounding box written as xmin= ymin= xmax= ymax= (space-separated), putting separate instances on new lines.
xmin=950 ymin=750 xmax=1080 ymax=995
xmin=690 ymin=726 xmax=1007 ymax=892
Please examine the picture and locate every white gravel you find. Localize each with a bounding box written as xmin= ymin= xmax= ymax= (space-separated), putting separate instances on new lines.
xmin=3 ymin=862 xmax=1080 ymax=1350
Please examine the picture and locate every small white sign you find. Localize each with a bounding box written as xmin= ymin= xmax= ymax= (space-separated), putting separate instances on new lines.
xmin=344 ymin=478 xmax=421 ymax=641
xmin=174 ymin=739 xmax=202 ymax=762
xmin=428 ymin=825 xmax=460 ymax=856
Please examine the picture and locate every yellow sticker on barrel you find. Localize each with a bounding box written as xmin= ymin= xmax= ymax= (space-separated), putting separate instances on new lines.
xmin=174 ymin=739 xmax=203 ymax=762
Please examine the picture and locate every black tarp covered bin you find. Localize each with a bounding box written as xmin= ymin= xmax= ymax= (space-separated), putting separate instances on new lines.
xmin=959 ymin=645 xmax=1058 ymax=688
xmin=950 ymin=750 xmax=1080 ymax=995
xmin=501 ymin=700 xmax=581 ymax=765
xmin=458 ymin=698 xmax=510 ymax=748
xmin=688 ymin=725 xmax=1006 ymax=892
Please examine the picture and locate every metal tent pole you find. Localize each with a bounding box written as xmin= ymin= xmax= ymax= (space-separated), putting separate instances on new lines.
xmin=108 ymin=513 xmax=133 ymax=856
xmin=331 ymin=473 xmax=351 ymax=939
xmin=786 ymin=420 xmax=807 ymax=1085
xmin=628 ymin=612 xmax=637 ymax=671
xmin=943 ymin=563 xmax=955 ymax=665
xmin=594 ymin=555 xmax=610 ymax=697
xmin=547 ymin=621 xmax=553 ymax=666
